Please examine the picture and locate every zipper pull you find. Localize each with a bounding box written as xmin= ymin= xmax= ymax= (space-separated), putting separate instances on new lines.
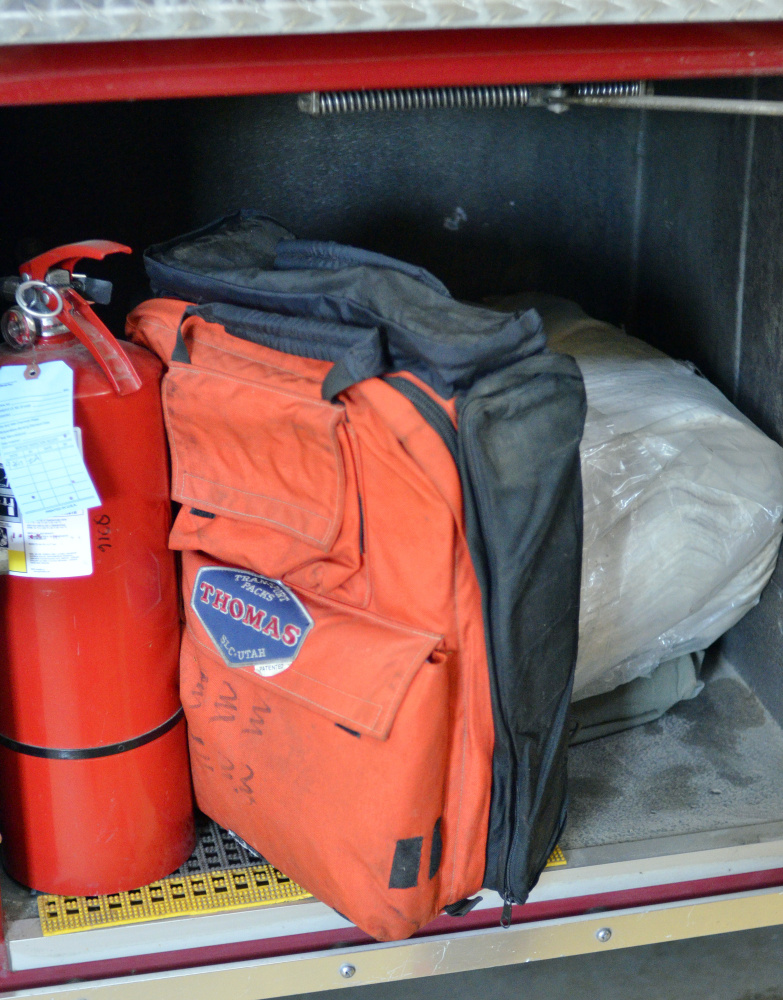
xmin=501 ymin=898 xmax=513 ymax=928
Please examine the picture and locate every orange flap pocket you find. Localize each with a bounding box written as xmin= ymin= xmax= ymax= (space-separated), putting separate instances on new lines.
xmin=261 ymin=597 xmax=442 ymax=740
xmin=180 ymin=552 xmax=454 ymax=939
xmin=183 ymin=557 xmax=441 ymax=740
xmin=164 ymin=365 xmax=345 ymax=550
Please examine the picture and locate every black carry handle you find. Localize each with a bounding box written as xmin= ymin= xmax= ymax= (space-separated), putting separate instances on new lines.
xmin=321 ymin=329 xmax=389 ymax=402
xmin=274 ymin=240 xmax=452 ymax=298
xmin=171 ymin=304 xmax=390 ymax=402
xmin=171 ymin=305 xmax=200 ymax=363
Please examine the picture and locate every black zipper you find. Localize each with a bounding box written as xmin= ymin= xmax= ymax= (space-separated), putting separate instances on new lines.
xmin=385 ymin=374 xmax=523 ymax=912
xmin=357 ymin=492 xmax=365 ymax=554
xmin=459 ymin=407 xmax=523 ymax=909
xmin=500 ymin=802 xmax=568 ymax=929
xmin=343 ymin=410 xmax=366 ymax=555
xmin=383 ymin=376 xmax=458 ymax=462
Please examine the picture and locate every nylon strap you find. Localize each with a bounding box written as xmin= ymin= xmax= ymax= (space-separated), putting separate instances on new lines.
xmin=172 ymin=306 xmax=201 ymax=363
xmin=321 ymin=329 xmax=387 ymax=401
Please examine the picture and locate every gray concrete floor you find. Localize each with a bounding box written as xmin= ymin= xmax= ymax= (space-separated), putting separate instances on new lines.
xmin=285 ymin=926 xmax=783 ymax=1000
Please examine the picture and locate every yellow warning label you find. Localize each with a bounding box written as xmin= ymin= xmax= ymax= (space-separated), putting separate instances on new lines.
xmin=544 ymin=845 xmax=567 ymax=868
xmin=38 ymin=863 xmax=311 ymax=936
xmin=8 ymin=549 xmax=26 ymax=573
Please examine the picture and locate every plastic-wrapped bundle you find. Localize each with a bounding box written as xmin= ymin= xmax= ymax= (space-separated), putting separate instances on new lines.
xmin=494 ymin=296 xmax=783 ymax=701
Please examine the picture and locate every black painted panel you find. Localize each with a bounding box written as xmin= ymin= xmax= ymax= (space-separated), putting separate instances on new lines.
xmin=633 ymin=79 xmax=754 ymax=398
xmin=0 ymin=94 xmax=643 ymax=326
xmin=718 ymin=77 xmax=783 ymax=719
xmin=176 ymin=94 xmax=642 ymax=319
xmin=0 ymin=100 xmax=193 ymax=332
xmin=734 ymin=79 xmax=783 ymax=442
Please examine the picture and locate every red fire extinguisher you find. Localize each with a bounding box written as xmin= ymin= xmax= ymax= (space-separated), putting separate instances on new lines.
xmin=0 ymin=241 xmax=195 ymax=896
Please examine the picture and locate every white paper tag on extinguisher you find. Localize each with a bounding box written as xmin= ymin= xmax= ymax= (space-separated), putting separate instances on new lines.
xmin=0 ymin=360 xmax=101 ymax=521
xmin=0 ymin=430 xmax=93 ymax=578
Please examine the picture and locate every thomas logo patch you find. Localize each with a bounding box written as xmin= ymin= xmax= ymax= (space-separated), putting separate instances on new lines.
xmin=191 ymin=566 xmax=313 ymax=676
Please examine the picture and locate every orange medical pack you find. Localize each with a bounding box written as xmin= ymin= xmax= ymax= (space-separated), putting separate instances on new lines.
xmin=128 ymin=213 xmax=586 ymax=941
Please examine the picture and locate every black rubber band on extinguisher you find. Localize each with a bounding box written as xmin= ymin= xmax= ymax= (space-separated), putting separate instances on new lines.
xmin=0 ymin=707 xmax=185 ymax=760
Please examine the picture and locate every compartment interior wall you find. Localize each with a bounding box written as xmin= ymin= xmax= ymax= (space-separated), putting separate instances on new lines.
xmin=2 ymin=81 xmax=782 ymax=712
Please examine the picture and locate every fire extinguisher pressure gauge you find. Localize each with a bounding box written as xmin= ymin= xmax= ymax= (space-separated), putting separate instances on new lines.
xmin=0 ymin=308 xmax=36 ymax=350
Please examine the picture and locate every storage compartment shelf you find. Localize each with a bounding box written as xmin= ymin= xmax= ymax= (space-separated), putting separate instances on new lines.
xmin=5 ymin=659 xmax=783 ymax=974
xmin=3 ymin=65 xmax=783 ymax=995
xmin=565 ymin=659 xmax=783 ymax=849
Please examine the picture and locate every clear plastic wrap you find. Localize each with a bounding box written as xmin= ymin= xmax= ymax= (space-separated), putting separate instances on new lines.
xmin=494 ymin=296 xmax=783 ymax=701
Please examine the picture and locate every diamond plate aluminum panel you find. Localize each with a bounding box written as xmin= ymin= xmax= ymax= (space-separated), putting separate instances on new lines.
xmin=2 ymin=0 xmax=783 ymax=46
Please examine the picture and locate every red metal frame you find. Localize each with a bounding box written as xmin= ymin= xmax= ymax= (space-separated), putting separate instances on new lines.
xmin=3 ymin=22 xmax=783 ymax=106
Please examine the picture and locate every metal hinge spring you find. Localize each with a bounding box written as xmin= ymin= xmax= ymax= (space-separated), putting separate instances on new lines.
xmin=298 ymin=81 xmax=646 ymax=116
xmin=571 ymin=81 xmax=648 ymax=98
xmin=299 ymin=81 xmax=783 ymax=117
xmin=298 ymin=84 xmax=533 ymax=116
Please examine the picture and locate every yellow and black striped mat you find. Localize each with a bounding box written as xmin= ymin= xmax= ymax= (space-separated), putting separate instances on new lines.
xmin=38 ymin=818 xmax=566 ymax=935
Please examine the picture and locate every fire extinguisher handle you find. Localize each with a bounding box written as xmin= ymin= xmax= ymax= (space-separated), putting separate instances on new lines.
xmin=59 ymin=288 xmax=143 ymax=396
xmin=17 ymin=241 xmax=141 ymax=395
xmin=21 ymin=241 xmax=132 ymax=282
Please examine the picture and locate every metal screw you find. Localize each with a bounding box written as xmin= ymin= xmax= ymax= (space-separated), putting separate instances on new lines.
xmin=340 ymin=964 xmax=357 ymax=979
xmin=596 ymin=927 xmax=612 ymax=943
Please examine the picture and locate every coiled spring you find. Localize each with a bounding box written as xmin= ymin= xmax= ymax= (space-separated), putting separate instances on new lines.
xmin=298 ymin=81 xmax=783 ymax=119
xmin=299 ymin=81 xmax=649 ymax=115
xmin=298 ymin=84 xmax=532 ymax=115
xmin=573 ymin=81 xmax=648 ymax=98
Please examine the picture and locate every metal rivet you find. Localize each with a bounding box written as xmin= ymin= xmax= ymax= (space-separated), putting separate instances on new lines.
xmin=340 ymin=964 xmax=356 ymax=979
xmin=596 ymin=927 xmax=612 ymax=943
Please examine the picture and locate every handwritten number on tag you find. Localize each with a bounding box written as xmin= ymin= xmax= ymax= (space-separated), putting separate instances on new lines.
xmin=92 ymin=513 xmax=111 ymax=552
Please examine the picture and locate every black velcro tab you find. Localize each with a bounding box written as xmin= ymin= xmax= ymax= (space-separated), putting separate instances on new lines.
xmin=389 ymin=837 xmax=423 ymax=889
xmin=190 ymin=508 xmax=216 ymax=519
xmin=429 ymin=817 xmax=443 ymax=879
